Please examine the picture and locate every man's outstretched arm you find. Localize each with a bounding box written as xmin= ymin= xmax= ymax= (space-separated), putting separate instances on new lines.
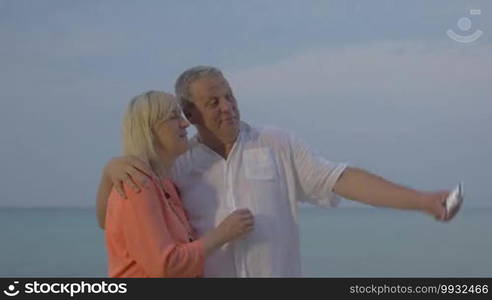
xmin=333 ymin=167 xmax=453 ymax=220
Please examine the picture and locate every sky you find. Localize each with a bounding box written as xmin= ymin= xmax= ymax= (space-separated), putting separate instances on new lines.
xmin=0 ymin=0 xmax=491 ymax=208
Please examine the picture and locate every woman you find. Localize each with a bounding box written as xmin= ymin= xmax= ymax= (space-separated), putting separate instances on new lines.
xmin=104 ymin=91 xmax=254 ymax=277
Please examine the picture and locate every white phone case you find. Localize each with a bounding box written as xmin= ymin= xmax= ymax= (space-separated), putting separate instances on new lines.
xmin=445 ymin=182 xmax=464 ymax=215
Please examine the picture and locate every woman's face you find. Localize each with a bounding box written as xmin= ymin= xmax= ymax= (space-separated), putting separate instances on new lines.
xmin=153 ymin=109 xmax=190 ymax=158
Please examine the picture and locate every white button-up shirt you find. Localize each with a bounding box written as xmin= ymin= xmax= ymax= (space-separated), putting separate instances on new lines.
xmin=171 ymin=122 xmax=347 ymax=277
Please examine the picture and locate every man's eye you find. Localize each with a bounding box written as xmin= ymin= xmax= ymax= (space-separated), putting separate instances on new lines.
xmin=208 ymin=98 xmax=219 ymax=107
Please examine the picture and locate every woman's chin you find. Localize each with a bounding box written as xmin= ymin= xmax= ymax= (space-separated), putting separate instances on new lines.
xmin=177 ymin=143 xmax=189 ymax=155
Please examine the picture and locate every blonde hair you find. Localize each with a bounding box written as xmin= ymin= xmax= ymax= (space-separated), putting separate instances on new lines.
xmin=122 ymin=91 xmax=179 ymax=171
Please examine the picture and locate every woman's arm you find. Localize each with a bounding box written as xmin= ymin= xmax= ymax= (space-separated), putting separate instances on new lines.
xmin=200 ymin=208 xmax=254 ymax=257
xmin=114 ymin=176 xmax=254 ymax=277
xmin=117 ymin=179 xmax=204 ymax=277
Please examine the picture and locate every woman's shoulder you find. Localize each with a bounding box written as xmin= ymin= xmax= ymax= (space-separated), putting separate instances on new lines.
xmin=112 ymin=169 xmax=161 ymax=202
xmin=160 ymin=177 xmax=180 ymax=195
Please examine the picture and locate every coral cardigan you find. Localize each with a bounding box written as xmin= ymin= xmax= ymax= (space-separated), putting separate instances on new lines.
xmin=105 ymin=171 xmax=205 ymax=277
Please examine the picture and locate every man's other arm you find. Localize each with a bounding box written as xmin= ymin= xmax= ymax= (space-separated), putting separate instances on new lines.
xmin=333 ymin=167 xmax=448 ymax=220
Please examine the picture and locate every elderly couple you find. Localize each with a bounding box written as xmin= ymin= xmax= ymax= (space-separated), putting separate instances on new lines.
xmin=96 ymin=66 xmax=461 ymax=278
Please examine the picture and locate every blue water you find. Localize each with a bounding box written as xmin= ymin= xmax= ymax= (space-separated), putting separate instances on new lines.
xmin=0 ymin=207 xmax=491 ymax=277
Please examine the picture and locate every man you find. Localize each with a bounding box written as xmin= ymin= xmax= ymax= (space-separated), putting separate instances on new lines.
xmin=97 ymin=66 xmax=461 ymax=277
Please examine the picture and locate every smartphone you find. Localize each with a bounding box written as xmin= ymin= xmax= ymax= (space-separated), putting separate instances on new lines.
xmin=445 ymin=182 xmax=464 ymax=215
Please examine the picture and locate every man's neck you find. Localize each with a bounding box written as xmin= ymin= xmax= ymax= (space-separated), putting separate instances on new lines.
xmin=197 ymin=129 xmax=238 ymax=159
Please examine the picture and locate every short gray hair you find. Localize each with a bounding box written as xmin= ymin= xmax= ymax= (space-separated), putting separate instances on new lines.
xmin=174 ymin=66 xmax=224 ymax=108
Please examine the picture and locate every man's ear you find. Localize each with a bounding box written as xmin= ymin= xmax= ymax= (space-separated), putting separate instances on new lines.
xmin=184 ymin=110 xmax=192 ymax=120
xmin=183 ymin=105 xmax=196 ymax=124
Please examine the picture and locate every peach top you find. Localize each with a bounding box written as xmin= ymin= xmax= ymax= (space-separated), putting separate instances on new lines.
xmin=105 ymin=170 xmax=205 ymax=277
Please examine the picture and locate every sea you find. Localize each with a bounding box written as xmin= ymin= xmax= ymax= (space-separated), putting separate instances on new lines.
xmin=0 ymin=206 xmax=490 ymax=277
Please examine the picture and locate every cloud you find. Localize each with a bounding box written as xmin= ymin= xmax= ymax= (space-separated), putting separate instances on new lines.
xmin=223 ymin=40 xmax=491 ymax=207
xmin=228 ymin=40 xmax=492 ymax=102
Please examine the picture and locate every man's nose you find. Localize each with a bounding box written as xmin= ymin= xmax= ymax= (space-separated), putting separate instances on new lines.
xmin=219 ymin=98 xmax=234 ymax=113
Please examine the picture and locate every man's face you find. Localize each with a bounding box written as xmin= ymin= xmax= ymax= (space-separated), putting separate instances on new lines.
xmin=187 ymin=75 xmax=240 ymax=142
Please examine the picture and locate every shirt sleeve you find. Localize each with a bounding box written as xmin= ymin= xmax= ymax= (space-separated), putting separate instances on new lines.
xmin=288 ymin=133 xmax=348 ymax=207
xmin=114 ymin=180 xmax=205 ymax=277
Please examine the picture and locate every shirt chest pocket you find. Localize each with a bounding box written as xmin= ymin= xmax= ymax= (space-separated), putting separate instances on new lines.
xmin=243 ymin=148 xmax=276 ymax=180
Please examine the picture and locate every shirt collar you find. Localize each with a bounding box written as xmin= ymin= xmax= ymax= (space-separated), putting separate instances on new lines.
xmin=191 ymin=121 xmax=251 ymax=156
